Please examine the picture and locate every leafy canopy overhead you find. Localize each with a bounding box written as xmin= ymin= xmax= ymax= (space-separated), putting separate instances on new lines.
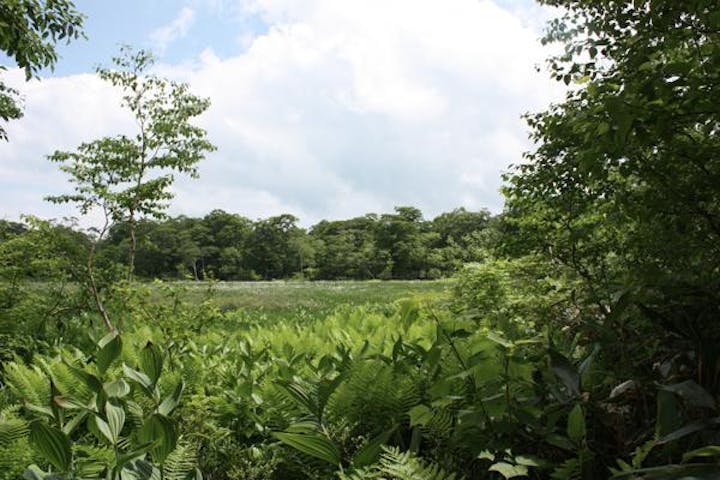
xmin=0 ymin=0 xmax=85 ymax=140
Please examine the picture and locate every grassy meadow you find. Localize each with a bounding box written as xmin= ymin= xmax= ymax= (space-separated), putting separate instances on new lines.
xmin=151 ymin=279 xmax=450 ymax=320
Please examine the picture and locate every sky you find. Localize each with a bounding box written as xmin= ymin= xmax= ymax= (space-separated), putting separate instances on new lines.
xmin=1 ymin=0 xmax=565 ymax=227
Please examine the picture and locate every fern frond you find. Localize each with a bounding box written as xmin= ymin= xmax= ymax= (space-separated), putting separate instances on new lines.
xmin=338 ymin=466 xmax=383 ymax=480
xmin=48 ymin=359 xmax=94 ymax=402
xmin=163 ymin=442 xmax=200 ymax=480
xmin=378 ymin=446 xmax=457 ymax=480
xmin=3 ymin=361 xmax=50 ymax=406
xmin=0 ymin=417 xmax=28 ymax=446
xmin=74 ymin=444 xmax=114 ymax=477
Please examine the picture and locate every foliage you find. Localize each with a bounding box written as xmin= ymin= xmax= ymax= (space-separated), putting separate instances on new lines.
xmin=1 ymin=332 xmax=196 ymax=479
xmin=47 ymin=46 xmax=216 ymax=280
xmin=0 ymin=0 xmax=85 ymax=140
xmin=501 ymin=0 xmax=720 ymax=477
xmin=0 ymin=217 xmax=89 ymax=353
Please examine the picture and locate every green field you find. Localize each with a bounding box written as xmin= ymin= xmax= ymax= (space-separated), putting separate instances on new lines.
xmin=148 ymin=279 xmax=451 ymax=326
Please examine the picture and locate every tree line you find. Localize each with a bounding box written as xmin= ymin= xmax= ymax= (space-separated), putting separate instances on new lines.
xmin=0 ymin=206 xmax=495 ymax=281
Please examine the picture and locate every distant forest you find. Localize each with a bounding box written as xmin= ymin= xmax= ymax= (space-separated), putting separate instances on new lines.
xmin=0 ymin=206 xmax=497 ymax=281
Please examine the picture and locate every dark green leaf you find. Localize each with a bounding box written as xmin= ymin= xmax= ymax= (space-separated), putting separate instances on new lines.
xmin=273 ymin=431 xmax=341 ymax=465
xmin=29 ymin=421 xmax=72 ymax=472
xmin=97 ymin=333 xmax=122 ymax=375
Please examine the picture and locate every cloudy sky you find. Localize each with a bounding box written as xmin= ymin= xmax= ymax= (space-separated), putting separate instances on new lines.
xmin=1 ymin=0 xmax=565 ymax=226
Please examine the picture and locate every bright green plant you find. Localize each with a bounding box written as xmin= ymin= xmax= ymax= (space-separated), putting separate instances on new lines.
xmin=0 ymin=332 xmax=195 ymax=479
xmin=47 ymin=46 xmax=216 ymax=282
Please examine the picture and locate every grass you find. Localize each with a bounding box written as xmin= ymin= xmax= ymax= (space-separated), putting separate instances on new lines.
xmin=148 ymin=279 xmax=452 ymax=326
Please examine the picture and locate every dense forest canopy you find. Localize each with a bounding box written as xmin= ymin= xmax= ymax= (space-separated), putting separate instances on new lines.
xmin=0 ymin=206 xmax=493 ymax=281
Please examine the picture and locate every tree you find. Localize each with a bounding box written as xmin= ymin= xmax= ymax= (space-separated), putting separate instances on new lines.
xmin=507 ymin=0 xmax=720 ymax=291
xmin=246 ymin=214 xmax=306 ymax=279
xmin=48 ymin=47 xmax=216 ymax=282
xmin=503 ymin=2 xmax=720 ymax=472
xmin=0 ymin=0 xmax=85 ymax=140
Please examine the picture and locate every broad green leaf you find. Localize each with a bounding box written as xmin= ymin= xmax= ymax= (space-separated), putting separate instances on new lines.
xmin=22 ymin=465 xmax=52 ymax=480
xmin=487 ymin=331 xmax=514 ymax=349
xmin=409 ymin=405 xmax=433 ymax=427
xmin=682 ymin=445 xmax=720 ymax=463
xmin=398 ymin=299 xmax=419 ymax=331
xmin=658 ymin=417 xmax=720 ymax=445
xmin=273 ymin=431 xmax=341 ymax=465
xmin=660 ymin=380 xmax=716 ymax=409
xmin=29 ymin=421 xmax=72 ymax=472
xmin=106 ymin=400 xmax=125 ymax=443
xmin=104 ymin=378 xmax=131 ymax=398
xmin=139 ymin=341 xmax=163 ymax=386
xmin=567 ymin=404 xmax=586 ymax=444
xmin=352 ymin=426 xmax=396 ymax=467
xmin=121 ymin=458 xmax=162 ymax=480
xmin=24 ymin=403 xmax=54 ymax=418
xmin=97 ymin=333 xmax=122 ymax=375
xmin=489 ymin=462 xmax=528 ymax=478
xmin=123 ymin=364 xmax=154 ymax=393
xmin=158 ymin=381 xmax=184 ymax=416
xmin=95 ymin=415 xmax=114 ymax=445
xmin=550 ymin=350 xmax=580 ymax=396
xmin=656 ymin=390 xmax=680 ymax=436
xmin=62 ymin=411 xmax=88 ymax=436
xmin=138 ymin=414 xmax=177 ymax=463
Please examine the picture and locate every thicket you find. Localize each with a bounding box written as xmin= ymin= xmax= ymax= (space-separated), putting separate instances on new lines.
xmin=2 ymin=0 xmax=720 ymax=478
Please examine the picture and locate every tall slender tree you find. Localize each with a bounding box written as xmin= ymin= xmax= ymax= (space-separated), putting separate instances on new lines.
xmin=47 ymin=47 xmax=215 ymax=329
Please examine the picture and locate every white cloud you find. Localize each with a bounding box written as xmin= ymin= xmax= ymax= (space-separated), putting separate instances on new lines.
xmin=1 ymin=0 xmax=565 ymax=228
xmin=149 ymin=6 xmax=196 ymax=53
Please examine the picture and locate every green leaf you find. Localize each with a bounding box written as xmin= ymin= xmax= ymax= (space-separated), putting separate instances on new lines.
xmin=106 ymin=400 xmax=125 ymax=444
xmin=139 ymin=341 xmax=163 ymax=386
xmin=138 ymin=414 xmax=177 ymax=463
xmin=352 ymin=426 xmax=397 ymax=467
xmin=409 ymin=405 xmax=433 ymax=427
xmin=487 ymin=332 xmax=514 ymax=349
xmin=104 ymin=378 xmax=131 ymax=398
xmin=658 ymin=417 xmax=720 ymax=445
xmin=273 ymin=431 xmax=341 ymax=465
xmin=29 ymin=421 xmax=72 ymax=472
xmin=489 ymin=462 xmax=529 ymax=478
xmin=682 ymin=445 xmax=720 ymax=463
xmin=94 ymin=415 xmax=114 ymax=445
xmin=122 ymin=458 xmax=161 ymax=480
xmin=567 ymin=404 xmax=586 ymax=444
xmin=62 ymin=411 xmax=88 ymax=436
xmin=398 ymin=299 xmax=420 ymax=331
xmin=97 ymin=333 xmax=122 ymax=375
xmin=158 ymin=381 xmax=184 ymax=416
xmin=660 ymin=380 xmax=716 ymax=409
xmin=550 ymin=350 xmax=580 ymax=397
xmin=123 ymin=364 xmax=154 ymax=393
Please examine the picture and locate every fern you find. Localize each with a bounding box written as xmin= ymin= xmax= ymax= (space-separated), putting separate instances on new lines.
xmin=0 ymin=407 xmax=33 ymax=480
xmin=74 ymin=444 xmax=114 ymax=477
xmin=377 ymin=446 xmax=457 ymax=480
xmin=163 ymin=442 xmax=201 ymax=480
xmin=328 ymin=360 xmax=420 ymax=432
xmin=550 ymin=458 xmax=581 ymax=480
xmin=338 ymin=467 xmax=383 ymax=480
xmin=3 ymin=360 xmax=50 ymax=406
xmin=0 ymin=408 xmax=28 ymax=446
